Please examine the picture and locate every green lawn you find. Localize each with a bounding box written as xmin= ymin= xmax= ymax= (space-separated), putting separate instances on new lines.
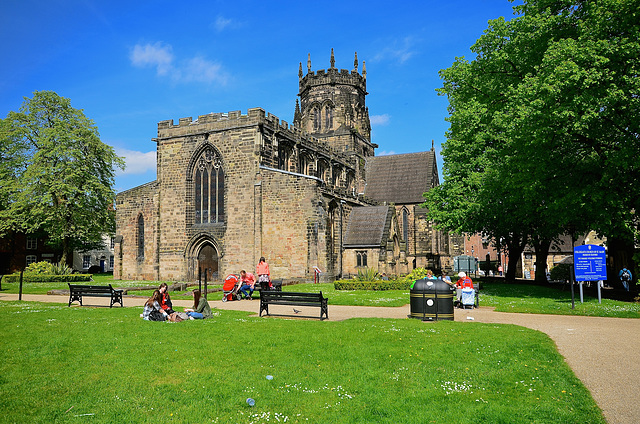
xmin=2 ymin=274 xmax=639 ymax=318
xmin=479 ymin=281 xmax=640 ymax=318
xmin=0 ymin=301 xmax=605 ymax=424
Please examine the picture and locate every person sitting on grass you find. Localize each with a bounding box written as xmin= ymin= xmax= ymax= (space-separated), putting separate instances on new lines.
xmin=184 ymin=289 xmax=213 ymax=319
xmin=143 ymin=290 xmax=170 ymax=321
xmin=239 ymin=270 xmax=256 ymax=300
xmin=159 ymin=282 xmax=175 ymax=315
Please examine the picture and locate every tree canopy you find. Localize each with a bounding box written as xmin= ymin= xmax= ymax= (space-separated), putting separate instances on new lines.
xmin=424 ymin=0 xmax=640 ymax=282
xmin=1 ymin=91 xmax=125 ymax=264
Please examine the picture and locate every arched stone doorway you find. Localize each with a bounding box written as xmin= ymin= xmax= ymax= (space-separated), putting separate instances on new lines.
xmin=198 ymin=244 xmax=219 ymax=282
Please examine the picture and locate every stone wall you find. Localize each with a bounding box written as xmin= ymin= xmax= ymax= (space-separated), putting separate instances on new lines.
xmin=259 ymin=168 xmax=326 ymax=280
xmin=115 ymin=181 xmax=159 ymax=280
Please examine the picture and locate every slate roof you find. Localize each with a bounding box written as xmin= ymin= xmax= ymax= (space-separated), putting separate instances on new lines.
xmin=364 ymin=151 xmax=437 ymax=204
xmin=344 ymin=206 xmax=391 ymax=247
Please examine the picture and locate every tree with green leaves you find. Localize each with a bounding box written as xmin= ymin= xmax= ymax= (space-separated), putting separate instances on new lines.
xmin=425 ymin=0 xmax=639 ymax=283
xmin=1 ymin=91 xmax=125 ymax=266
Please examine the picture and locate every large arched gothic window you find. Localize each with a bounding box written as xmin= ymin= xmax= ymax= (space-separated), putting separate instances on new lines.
xmin=137 ymin=214 xmax=144 ymax=259
xmin=194 ymin=147 xmax=225 ymax=224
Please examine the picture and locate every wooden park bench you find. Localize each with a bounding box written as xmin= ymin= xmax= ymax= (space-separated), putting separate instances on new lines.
xmin=68 ymin=283 xmax=124 ymax=307
xmin=259 ymin=290 xmax=328 ymax=320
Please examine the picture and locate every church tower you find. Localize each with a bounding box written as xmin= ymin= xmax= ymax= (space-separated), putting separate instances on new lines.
xmin=294 ymin=49 xmax=376 ymax=158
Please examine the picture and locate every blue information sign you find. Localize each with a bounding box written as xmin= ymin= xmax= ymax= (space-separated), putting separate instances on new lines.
xmin=574 ymin=245 xmax=607 ymax=281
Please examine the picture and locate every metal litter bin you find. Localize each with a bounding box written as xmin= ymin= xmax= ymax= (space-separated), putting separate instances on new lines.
xmin=410 ymin=278 xmax=455 ymax=321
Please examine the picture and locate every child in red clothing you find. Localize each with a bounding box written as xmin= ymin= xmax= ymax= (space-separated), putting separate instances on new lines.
xmin=158 ymin=282 xmax=175 ymax=314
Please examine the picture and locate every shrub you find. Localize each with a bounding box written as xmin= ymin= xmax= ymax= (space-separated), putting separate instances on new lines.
xmin=0 ymin=274 xmax=92 ymax=283
xmin=355 ymin=267 xmax=379 ymax=281
xmin=550 ymin=264 xmax=571 ymax=282
xmin=24 ymin=261 xmax=54 ymax=274
xmin=334 ymin=280 xmax=411 ymax=290
xmin=399 ymin=268 xmax=432 ymax=283
xmin=52 ymin=262 xmax=73 ymax=275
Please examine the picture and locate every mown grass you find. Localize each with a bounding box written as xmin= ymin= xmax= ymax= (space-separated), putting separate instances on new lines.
xmin=479 ymin=281 xmax=640 ymax=318
xmin=0 ymin=301 xmax=605 ymax=424
xmin=2 ymin=274 xmax=639 ymax=318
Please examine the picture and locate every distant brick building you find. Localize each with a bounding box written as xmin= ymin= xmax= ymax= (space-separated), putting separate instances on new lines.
xmin=114 ymin=51 xmax=450 ymax=282
xmin=0 ymin=231 xmax=62 ymax=274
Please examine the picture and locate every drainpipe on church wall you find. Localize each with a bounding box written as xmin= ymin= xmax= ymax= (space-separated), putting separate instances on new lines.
xmin=340 ymin=200 xmax=345 ymax=278
xmin=254 ymin=180 xmax=262 ymax=266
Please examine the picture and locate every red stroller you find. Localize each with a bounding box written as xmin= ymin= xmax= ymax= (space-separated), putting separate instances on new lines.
xmin=222 ymin=274 xmax=242 ymax=302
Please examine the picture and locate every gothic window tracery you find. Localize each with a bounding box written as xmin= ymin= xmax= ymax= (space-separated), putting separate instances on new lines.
xmin=278 ymin=143 xmax=292 ymax=171
xmin=324 ymin=106 xmax=333 ymax=130
xmin=313 ymin=107 xmax=321 ymax=131
xmin=194 ymin=146 xmax=225 ymax=224
xmin=356 ymin=251 xmax=367 ymax=267
xmin=317 ymin=159 xmax=328 ymax=181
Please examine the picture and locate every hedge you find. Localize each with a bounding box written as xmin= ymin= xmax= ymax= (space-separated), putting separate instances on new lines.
xmin=334 ymin=280 xmax=412 ymax=291
xmin=0 ymin=274 xmax=92 ymax=283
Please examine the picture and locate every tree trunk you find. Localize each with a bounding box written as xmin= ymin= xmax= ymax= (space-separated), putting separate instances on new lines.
xmin=606 ymin=235 xmax=635 ymax=289
xmin=533 ymin=238 xmax=551 ymax=284
xmin=504 ymin=233 xmax=528 ymax=282
xmin=61 ymin=237 xmax=73 ymax=268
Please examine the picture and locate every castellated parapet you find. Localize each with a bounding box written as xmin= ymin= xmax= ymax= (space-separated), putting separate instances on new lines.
xmin=156 ymin=107 xmax=347 ymax=163
xmin=299 ymin=67 xmax=367 ymax=97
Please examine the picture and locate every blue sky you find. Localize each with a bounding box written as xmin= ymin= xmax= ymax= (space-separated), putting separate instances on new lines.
xmin=1 ymin=0 xmax=521 ymax=193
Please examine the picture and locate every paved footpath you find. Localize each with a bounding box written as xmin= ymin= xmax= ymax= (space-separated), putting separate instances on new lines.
xmin=2 ymin=293 xmax=639 ymax=424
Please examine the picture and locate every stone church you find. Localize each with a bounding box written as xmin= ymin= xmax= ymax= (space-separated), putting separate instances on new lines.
xmin=114 ymin=50 xmax=450 ymax=283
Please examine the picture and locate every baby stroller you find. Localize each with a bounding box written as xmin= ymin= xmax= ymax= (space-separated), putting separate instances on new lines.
xmin=460 ymin=288 xmax=476 ymax=309
xmin=222 ymin=274 xmax=242 ymax=302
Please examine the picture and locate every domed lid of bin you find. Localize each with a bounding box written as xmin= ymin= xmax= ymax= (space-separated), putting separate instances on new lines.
xmin=411 ymin=278 xmax=455 ymax=292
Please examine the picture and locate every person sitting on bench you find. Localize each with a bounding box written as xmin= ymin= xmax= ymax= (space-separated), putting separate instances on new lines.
xmin=239 ymin=270 xmax=256 ymax=300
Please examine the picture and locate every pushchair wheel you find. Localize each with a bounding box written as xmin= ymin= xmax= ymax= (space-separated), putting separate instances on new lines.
xmin=222 ymin=296 xmax=227 ymax=302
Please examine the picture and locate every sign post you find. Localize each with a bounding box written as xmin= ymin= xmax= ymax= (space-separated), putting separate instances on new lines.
xmin=573 ymin=245 xmax=607 ymax=304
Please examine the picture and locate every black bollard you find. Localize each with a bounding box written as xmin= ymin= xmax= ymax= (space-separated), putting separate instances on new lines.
xmin=204 ymin=269 xmax=208 ymax=300
xmin=19 ymin=270 xmax=24 ymax=301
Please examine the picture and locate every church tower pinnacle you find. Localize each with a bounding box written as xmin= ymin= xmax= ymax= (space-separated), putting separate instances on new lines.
xmin=295 ymin=49 xmax=374 ymax=157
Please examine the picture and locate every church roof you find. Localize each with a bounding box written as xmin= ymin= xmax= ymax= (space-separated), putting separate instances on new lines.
xmin=364 ymin=151 xmax=437 ymax=204
xmin=344 ymin=205 xmax=391 ymax=247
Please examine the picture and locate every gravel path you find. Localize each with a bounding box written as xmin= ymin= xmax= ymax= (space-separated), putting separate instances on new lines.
xmin=2 ymin=293 xmax=638 ymax=423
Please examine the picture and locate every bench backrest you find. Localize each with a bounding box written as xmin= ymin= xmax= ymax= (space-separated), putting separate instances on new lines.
xmin=261 ymin=291 xmax=325 ymax=302
xmin=68 ymin=284 xmax=114 ymax=294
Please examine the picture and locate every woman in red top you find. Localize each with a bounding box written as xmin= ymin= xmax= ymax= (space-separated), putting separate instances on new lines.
xmin=256 ymin=257 xmax=271 ymax=289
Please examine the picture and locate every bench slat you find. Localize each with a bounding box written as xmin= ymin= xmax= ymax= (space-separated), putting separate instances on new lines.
xmin=259 ymin=291 xmax=327 ymax=320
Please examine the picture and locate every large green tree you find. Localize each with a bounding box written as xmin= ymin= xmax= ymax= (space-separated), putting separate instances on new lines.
xmin=1 ymin=91 xmax=125 ymax=265
xmin=425 ymin=0 xmax=639 ymax=283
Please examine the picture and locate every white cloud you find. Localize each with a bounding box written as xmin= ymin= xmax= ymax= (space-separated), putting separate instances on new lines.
xmin=370 ymin=114 xmax=390 ymax=126
xmin=129 ymin=42 xmax=174 ymax=76
xmin=214 ymin=16 xmax=233 ymax=32
xmin=115 ymin=148 xmax=156 ymax=175
xmin=180 ymin=56 xmax=228 ymax=85
xmin=211 ymin=15 xmax=244 ymax=32
xmin=130 ymin=42 xmax=228 ymax=85
xmin=376 ymin=150 xmax=396 ymax=156
xmin=372 ymin=36 xmax=417 ymax=64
